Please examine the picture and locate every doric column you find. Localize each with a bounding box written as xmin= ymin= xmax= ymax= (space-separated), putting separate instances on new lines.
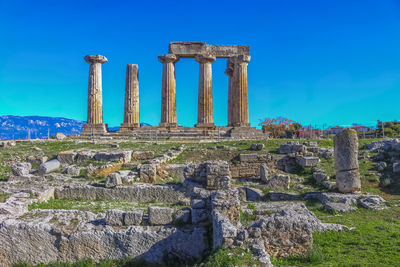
xmin=81 ymin=55 xmax=108 ymax=136
xmin=225 ymin=59 xmax=234 ymax=127
xmin=195 ymin=54 xmax=216 ymax=128
xmin=120 ymin=64 xmax=140 ymax=130
xmin=158 ymin=54 xmax=179 ymax=128
xmin=231 ymin=55 xmax=251 ymax=127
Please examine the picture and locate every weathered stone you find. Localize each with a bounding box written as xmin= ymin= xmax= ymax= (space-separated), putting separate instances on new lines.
xmin=76 ymin=151 xmax=95 ymax=163
xmin=298 ymin=156 xmax=320 ymax=168
xmin=26 ymin=155 xmax=48 ymax=165
xmin=334 ymin=129 xmax=359 ymax=171
xmin=359 ymin=196 xmax=386 ymax=210
xmin=105 ymin=209 xmax=124 ymax=226
xmin=11 ymin=162 xmax=31 ymax=176
xmin=94 ymin=151 xmax=132 ymax=163
xmin=269 ymin=192 xmax=302 ymax=201
xmin=321 ymin=180 xmax=336 ymax=190
xmin=336 ymin=169 xmax=361 ymax=193
xmin=38 ymin=159 xmax=60 ymax=175
xmin=246 ymin=187 xmax=265 ymax=201
xmin=265 ymin=174 xmax=290 ymax=191
xmin=174 ymin=208 xmax=191 ymax=224
xmin=132 ymin=151 xmax=154 ymax=160
xmin=205 ymin=161 xmax=231 ymax=190
xmin=393 ymin=161 xmax=400 ymax=173
xmin=57 ymin=151 xmax=77 ymax=165
xmin=190 ymin=199 xmax=206 ymax=209
xmin=148 ymin=206 xmax=174 ymax=225
xmin=105 ymin=173 xmax=122 ymax=188
xmin=211 ymin=189 xmax=240 ymax=225
xmin=164 ymin=164 xmax=186 ymax=182
xmin=259 ymin=163 xmax=269 ymax=183
xmin=324 ymin=202 xmax=357 ymax=212
xmin=313 ymin=171 xmax=329 ymax=183
xmin=192 ymin=209 xmax=209 ymax=224
xmin=124 ymin=210 xmax=143 ymax=225
xmin=120 ymin=64 xmax=140 ymax=130
xmin=55 ymin=133 xmax=67 ymax=140
xmin=140 ymin=164 xmax=157 ymax=183
xmin=212 ymin=210 xmax=238 ymax=249
xmin=64 ymin=165 xmax=81 ymax=176
xmin=250 ymin=143 xmax=264 ymax=151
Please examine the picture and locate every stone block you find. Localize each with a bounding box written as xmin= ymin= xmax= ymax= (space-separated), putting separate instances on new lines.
xmin=250 ymin=143 xmax=264 ymax=151
xmin=57 ymin=151 xmax=77 ymax=165
xmin=313 ymin=171 xmax=328 ymax=183
xmin=239 ymin=153 xmax=258 ymax=162
xmin=298 ymin=156 xmax=320 ymax=168
xmin=336 ymin=169 xmax=361 ymax=193
xmin=190 ymin=199 xmax=206 ymax=209
xmin=94 ymin=151 xmax=132 ymax=163
xmin=26 ymin=155 xmax=48 ymax=165
xmin=259 ymin=163 xmax=269 ymax=183
xmin=132 ymin=151 xmax=155 ymax=160
xmin=266 ymin=174 xmax=290 ymax=191
xmin=76 ymin=151 xmax=95 ymax=163
xmin=38 ymin=159 xmax=60 ymax=175
xmin=124 ymin=210 xmax=143 ymax=225
xmin=11 ymin=162 xmax=31 ymax=176
xmin=334 ymin=129 xmax=359 ymax=171
xmin=64 ymin=165 xmax=81 ymax=176
xmin=105 ymin=210 xmax=124 ymax=226
xmin=246 ymin=187 xmax=265 ymax=201
xmin=174 ymin=208 xmax=191 ymax=224
xmin=140 ymin=164 xmax=157 ymax=183
xmin=105 ymin=173 xmax=122 ymax=188
xmin=148 ymin=207 xmax=174 ymax=225
xmin=205 ymin=161 xmax=231 ymax=190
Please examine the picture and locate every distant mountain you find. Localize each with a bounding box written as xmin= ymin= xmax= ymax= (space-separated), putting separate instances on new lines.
xmin=0 ymin=115 xmax=152 ymax=140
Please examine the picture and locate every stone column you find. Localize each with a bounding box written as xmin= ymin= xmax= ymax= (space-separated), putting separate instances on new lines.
xmin=225 ymin=59 xmax=234 ymax=127
xmin=120 ymin=64 xmax=140 ymax=130
xmin=158 ymin=54 xmax=179 ymax=128
xmin=195 ymin=54 xmax=216 ymax=128
xmin=231 ymin=55 xmax=251 ymax=127
xmin=81 ymin=55 xmax=108 ymax=136
xmin=334 ymin=129 xmax=361 ymax=193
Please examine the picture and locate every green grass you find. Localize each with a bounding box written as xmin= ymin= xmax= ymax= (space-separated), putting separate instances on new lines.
xmin=28 ymin=198 xmax=188 ymax=214
xmin=273 ymin=206 xmax=400 ymax=266
xmin=204 ymin=246 xmax=261 ymax=267
xmin=240 ymin=209 xmax=256 ymax=227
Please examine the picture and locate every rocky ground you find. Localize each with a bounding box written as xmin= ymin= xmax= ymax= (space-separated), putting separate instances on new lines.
xmin=0 ymin=138 xmax=399 ymax=266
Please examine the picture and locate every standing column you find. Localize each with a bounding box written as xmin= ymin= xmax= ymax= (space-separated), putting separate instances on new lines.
xmin=195 ymin=54 xmax=216 ymax=128
xmin=225 ymin=59 xmax=234 ymax=127
xmin=158 ymin=54 xmax=179 ymax=128
xmin=231 ymin=55 xmax=251 ymax=127
xmin=120 ymin=64 xmax=140 ymax=131
xmin=81 ymin=55 xmax=108 ymax=136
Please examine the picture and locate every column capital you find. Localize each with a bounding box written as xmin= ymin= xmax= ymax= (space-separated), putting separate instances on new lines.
xmin=158 ymin=54 xmax=179 ymax=63
xmin=231 ymin=55 xmax=251 ymax=64
xmin=195 ymin=54 xmax=216 ymax=64
xmin=84 ymin=55 xmax=108 ymax=64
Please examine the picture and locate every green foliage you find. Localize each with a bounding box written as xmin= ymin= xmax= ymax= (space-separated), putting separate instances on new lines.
xmin=204 ymin=246 xmax=260 ymax=267
xmin=240 ymin=209 xmax=256 ymax=227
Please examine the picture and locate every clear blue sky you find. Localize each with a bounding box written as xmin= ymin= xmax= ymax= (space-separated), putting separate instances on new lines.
xmin=1 ymin=0 xmax=399 ymax=129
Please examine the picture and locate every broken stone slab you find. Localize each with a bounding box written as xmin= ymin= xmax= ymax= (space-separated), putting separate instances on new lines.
xmin=318 ymin=148 xmax=334 ymax=158
xmin=105 ymin=209 xmax=125 ymax=226
xmin=164 ymin=164 xmax=186 ymax=182
xmin=132 ymin=151 xmax=155 ymax=160
xmin=192 ymin=209 xmax=209 ymax=224
xmin=26 ymin=155 xmax=48 ymax=165
xmin=76 ymin=151 xmax=95 ymax=163
xmin=38 ymin=159 xmax=61 ymax=175
xmin=269 ymin=192 xmax=302 ymax=201
xmin=64 ymin=165 xmax=81 ymax=176
xmin=265 ymin=174 xmax=290 ymax=191
xmin=359 ymin=196 xmax=387 ymax=210
xmin=11 ymin=162 xmax=32 ymax=176
xmin=246 ymin=187 xmax=265 ymax=201
xmin=140 ymin=163 xmax=157 ymax=183
xmin=259 ymin=163 xmax=269 ymax=183
xmin=57 ymin=151 xmax=77 ymax=165
xmin=298 ymin=156 xmax=320 ymax=168
xmin=105 ymin=173 xmax=122 ymax=188
xmin=94 ymin=151 xmax=132 ymax=163
xmin=124 ymin=210 xmax=144 ymax=225
xmin=313 ymin=171 xmax=329 ymax=183
xmin=336 ymin=169 xmax=361 ymax=193
xmin=148 ymin=206 xmax=174 ymax=225
xmin=324 ymin=202 xmax=357 ymax=213
xmin=212 ymin=210 xmax=238 ymax=250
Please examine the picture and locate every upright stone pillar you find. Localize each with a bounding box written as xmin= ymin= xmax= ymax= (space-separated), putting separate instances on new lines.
xmin=120 ymin=64 xmax=140 ymax=131
xmin=158 ymin=54 xmax=179 ymax=128
xmin=81 ymin=55 xmax=108 ymax=136
xmin=195 ymin=54 xmax=216 ymax=128
xmin=231 ymin=55 xmax=251 ymax=127
xmin=225 ymin=59 xmax=234 ymax=127
xmin=334 ymin=129 xmax=361 ymax=193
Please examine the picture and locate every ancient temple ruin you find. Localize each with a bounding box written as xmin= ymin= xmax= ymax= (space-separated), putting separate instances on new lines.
xmin=81 ymin=42 xmax=265 ymax=139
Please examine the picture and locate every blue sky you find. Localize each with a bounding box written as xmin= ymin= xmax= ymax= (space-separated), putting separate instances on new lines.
xmin=0 ymin=0 xmax=399 ymax=129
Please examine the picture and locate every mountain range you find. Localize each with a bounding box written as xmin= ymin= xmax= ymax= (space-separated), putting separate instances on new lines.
xmin=0 ymin=115 xmax=151 ymax=140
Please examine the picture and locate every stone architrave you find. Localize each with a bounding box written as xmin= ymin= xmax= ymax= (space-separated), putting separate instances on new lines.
xmin=225 ymin=59 xmax=234 ymax=126
xmin=231 ymin=55 xmax=250 ymax=127
xmin=195 ymin=54 xmax=216 ymax=128
xmin=333 ymin=129 xmax=361 ymax=193
xmin=158 ymin=54 xmax=179 ymax=128
xmin=81 ymin=55 xmax=108 ymax=135
xmin=120 ymin=64 xmax=140 ymax=130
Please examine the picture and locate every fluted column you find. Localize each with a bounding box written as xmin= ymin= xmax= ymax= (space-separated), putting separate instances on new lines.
xmin=195 ymin=54 xmax=216 ymax=128
xmin=225 ymin=59 xmax=234 ymax=126
xmin=120 ymin=64 xmax=140 ymax=130
xmin=231 ymin=55 xmax=251 ymax=127
xmin=158 ymin=54 xmax=179 ymax=128
xmin=81 ymin=55 xmax=108 ymax=136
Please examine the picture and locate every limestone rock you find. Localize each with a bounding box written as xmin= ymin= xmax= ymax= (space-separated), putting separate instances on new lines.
xmin=124 ymin=210 xmax=143 ymax=225
xmin=313 ymin=171 xmax=329 ymax=183
xmin=336 ymin=169 xmax=361 ymax=193
xmin=359 ymin=196 xmax=386 ymax=210
xmin=94 ymin=151 xmax=132 ymax=163
xmin=105 ymin=173 xmax=122 ymax=188
xmin=205 ymin=161 xmax=231 ymax=190
xmin=265 ymin=174 xmax=290 ymax=191
xmin=246 ymin=187 xmax=265 ymax=201
xmin=76 ymin=151 xmax=95 ymax=163
xmin=140 ymin=164 xmax=157 ymax=183
xmin=132 ymin=151 xmax=154 ymax=160
xmin=259 ymin=163 xmax=269 ymax=183
xmin=105 ymin=209 xmax=125 ymax=226
xmin=324 ymin=202 xmax=357 ymax=212
xmin=190 ymin=199 xmax=206 ymax=209
xmin=191 ymin=209 xmax=209 ymax=224
xmin=38 ymin=159 xmax=60 ymax=175
xmin=26 ymin=155 xmax=48 ymax=165
xmin=250 ymin=143 xmax=264 ymax=151
xmin=298 ymin=156 xmax=320 ymax=168
xmin=148 ymin=207 xmax=174 ymax=225
xmin=174 ymin=208 xmax=191 ymax=224
xmin=57 ymin=151 xmax=77 ymax=165
xmin=11 ymin=162 xmax=31 ymax=176
xmin=64 ymin=165 xmax=81 ymax=176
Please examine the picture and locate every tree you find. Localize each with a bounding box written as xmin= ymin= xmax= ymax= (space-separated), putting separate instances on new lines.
xmin=259 ymin=117 xmax=301 ymax=138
